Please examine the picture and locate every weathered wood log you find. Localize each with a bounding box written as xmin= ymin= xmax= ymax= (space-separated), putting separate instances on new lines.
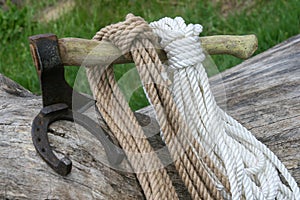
xmin=0 ymin=34 xmax=299 ymax=199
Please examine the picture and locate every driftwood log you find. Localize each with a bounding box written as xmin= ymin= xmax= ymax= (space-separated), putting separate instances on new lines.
xmin=1 ymin=34 xmax=299 ymax=199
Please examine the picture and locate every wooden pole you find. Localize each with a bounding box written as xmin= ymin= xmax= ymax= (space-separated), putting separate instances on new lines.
xmin=58 ymin=35 xmax=258 ymax=67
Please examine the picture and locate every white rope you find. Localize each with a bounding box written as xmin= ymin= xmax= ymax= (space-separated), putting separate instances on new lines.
xmin=150 ymin=17 xmax=300 ymax=200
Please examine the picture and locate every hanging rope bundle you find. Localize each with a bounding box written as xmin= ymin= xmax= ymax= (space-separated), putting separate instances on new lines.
xmin=86 ymin=14 xmax=299 ymax=199
xmin=86 ymin=15 xmax=179 ymax=200
xmin=149 ymin=17 xmax=300 ymax=200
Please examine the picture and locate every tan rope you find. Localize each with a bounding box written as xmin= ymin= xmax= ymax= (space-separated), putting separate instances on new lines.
xmin=87 ymin=18 xmax=178 ymax=200
xmin=87 ymin=66 xmax=178 ymax=199
xmin=87 ymin=14 xmax=230 ymax=199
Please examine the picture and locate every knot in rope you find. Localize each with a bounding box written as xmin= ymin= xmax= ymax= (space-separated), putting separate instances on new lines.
xmin=150 ymin=17 xmax=205 ymax=69
xmin=93 ymin=14 xmax=158 ymax=59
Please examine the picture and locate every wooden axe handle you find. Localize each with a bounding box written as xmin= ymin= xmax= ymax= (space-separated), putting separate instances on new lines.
xmin=58 ymin=35 xmax=258 ymax=67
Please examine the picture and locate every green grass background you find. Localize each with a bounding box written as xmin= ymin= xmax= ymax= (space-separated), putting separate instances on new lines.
xmin=0 ymin=0 xmax=299 ymax=110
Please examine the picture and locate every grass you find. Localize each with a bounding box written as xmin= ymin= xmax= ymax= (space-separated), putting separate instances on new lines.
xmin=0 ymin=0 xmax=299 ymax=110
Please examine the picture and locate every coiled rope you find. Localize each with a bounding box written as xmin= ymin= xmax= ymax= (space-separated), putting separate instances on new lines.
xmin=86 ymin=14 xmax=299 ymax=199
xmin=149 ymin=16 xmax=300 ymax=200
xmin=87 ymin=15 xmax=179 ymax=200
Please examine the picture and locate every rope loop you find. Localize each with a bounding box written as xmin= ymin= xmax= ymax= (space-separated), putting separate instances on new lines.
xmin=94 ymin=14 xmax=158 ymax=59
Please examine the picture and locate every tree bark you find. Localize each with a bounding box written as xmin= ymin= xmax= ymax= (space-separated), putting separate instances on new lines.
xmin=1 ymin=34 xmax=299 ymax=199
